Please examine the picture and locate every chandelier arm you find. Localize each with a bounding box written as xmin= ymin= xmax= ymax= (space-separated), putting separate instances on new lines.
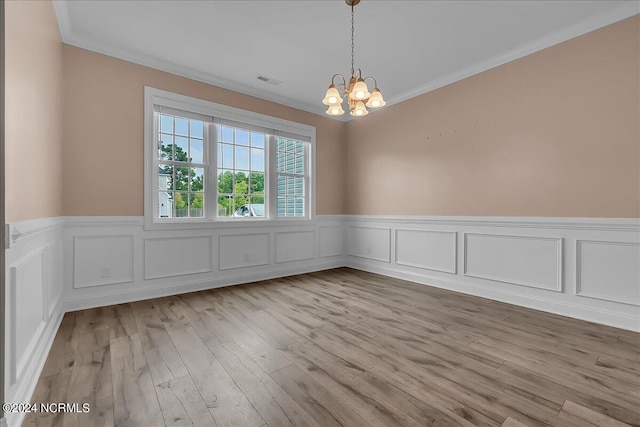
xmin=363 ymin=76 xmax=378 ymax=88
xmin=331 ymin=74 xmax=347 ymax=88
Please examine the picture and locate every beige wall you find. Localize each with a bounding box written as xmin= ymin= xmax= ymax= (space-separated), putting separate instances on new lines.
xmin=10 ymin=11 xmax=638 ymax=219
xmin=346 ymin=16 xmax=640 ymax=218
xmin=5 ymin=0 xmax=63 ymax=222
xmin=62 ymin=46 xmax=347 ymax=216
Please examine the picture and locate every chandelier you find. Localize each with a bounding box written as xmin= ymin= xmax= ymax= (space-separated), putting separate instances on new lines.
xmin=322 ymin=0 xmax=386 ymax=117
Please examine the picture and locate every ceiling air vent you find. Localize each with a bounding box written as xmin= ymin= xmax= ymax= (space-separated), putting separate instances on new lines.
xmin=256 ymin=75 xmax=282 ymax=86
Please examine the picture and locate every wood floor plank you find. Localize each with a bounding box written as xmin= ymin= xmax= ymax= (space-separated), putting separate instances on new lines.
xmin=269 ymin=363 xmax=373 ymax=427
xmin=199 ymin=300 xmax=292 ymax=373
xmin=208 ymin=340 xmax=321 ymax=427
xmin=496 ymin=362 xmax=640 ymax=426
xmin=501 ymin=417 xmax=529 ymax=427
xmin=155 ymin=375 xmax=218 ymax=427
xmin=559 ymin=400 xmax=633 ymax=427
xmin=168 ymin=327 xmax=265 ymax=427
xmin=107 ymin=304 xmax=138 ymax=340
xmin=110 ymin=334 xmax=163 ymax=426
xmin=130 ymin=300 xmax=189 ymax=386
xmin=64 ymin=329 xmax=114 ymax=427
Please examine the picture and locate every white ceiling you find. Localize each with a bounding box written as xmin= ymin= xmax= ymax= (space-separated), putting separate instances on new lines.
xmin=53 ymin=0 xmax=638 ymax=120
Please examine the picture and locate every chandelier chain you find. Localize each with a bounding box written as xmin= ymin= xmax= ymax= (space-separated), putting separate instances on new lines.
xmin=351 ymin=2 xmax=355 ymax=76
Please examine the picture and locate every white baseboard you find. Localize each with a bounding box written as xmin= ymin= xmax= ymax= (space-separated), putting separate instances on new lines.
xmin=3 ymin=303 xmax=64 ymax=427
xmin=64 ymin=259 xmax=343 ymax=311
xmin=347 ymin=259 xmax=639 ymax=332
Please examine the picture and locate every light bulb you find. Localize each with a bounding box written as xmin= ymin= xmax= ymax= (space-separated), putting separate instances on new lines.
xmin=350 ymin=101 xmax=368 ymax=117
xmin=322 ymin=85 xmax=343 ymax=106
xmin=325 ymin=103 xmax=345 ymax=116
xmin=366 ymin=88 xmax=386 ymax=109
xmin=348 ymin=78 xmax=371 ymax=100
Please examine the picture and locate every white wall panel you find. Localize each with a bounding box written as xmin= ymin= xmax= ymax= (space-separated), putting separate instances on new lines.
xmin=319 ymin=226 xmax=344 ymax=258
xmin=10 ymin=250 xmax=46 ymax=382
xmin=576 ymin=241 xmax=640 ymax=306
xmin=219 ymin=233 xmax=270 ymax=270
xmin=396 ymin=229 xmax=456 ymax=273
xmin=464 ymin=233 xmax=562 ymax=291
xmin=74 ymin=235 xmax=134 ymax=288
xmin=348 ymin=226 xmax=391 ymax=262
xmin=145 ymin=236 xmax=212 ymax=279
xmin=276 ymin=231 xmax=315 ymax=263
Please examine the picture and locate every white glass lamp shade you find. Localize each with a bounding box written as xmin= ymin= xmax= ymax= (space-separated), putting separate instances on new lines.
xmin=326 ymin=103 xmax=345 ymax=116
xmin=350 ymin=101 xmax=369 ymax=117
xmin=322 ymin=85 xmax=343 ymax=106
xmin=365 ymin=88 xmax=386 ymax=108
xmin=349 ymin=78 xmax=371 ymax=100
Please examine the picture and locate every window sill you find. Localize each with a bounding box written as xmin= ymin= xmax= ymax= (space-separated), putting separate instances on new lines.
xmin=144 ymin=216 xmax=315 ymax=231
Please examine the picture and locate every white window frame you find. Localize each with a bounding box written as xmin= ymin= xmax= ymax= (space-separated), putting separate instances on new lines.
xmin=144 ymin=87 xmax=316 ymax=230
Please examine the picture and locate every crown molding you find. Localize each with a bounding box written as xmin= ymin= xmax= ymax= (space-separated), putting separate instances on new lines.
xmin=387 ymin=2 xmax=640 ymax=107
xmin=53 ymin=1 xmax=638 ymax=122
xmin=52 ymin=2 xmax=349 ymax=121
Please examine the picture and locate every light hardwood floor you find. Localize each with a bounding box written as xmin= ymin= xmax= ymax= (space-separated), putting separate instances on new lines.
xmin=24 ymin=268 xmax=639 ymax=427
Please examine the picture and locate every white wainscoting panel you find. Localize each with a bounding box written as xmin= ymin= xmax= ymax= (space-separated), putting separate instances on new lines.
xmin=74 ymin=235 xmax=135 ymax=288
xmin=576 ymin=240 xmax=640 ymax=306
xmin=348 ymin=226 xmax=391 ymax=262
xmin=319 ymin=226 xmax=344 ymax=258
xmin=10 ymin=250 xmax=46 ymax=383
xmin=219 ymin=233 xmax=270 ymax=270
xmin=396 ymin=229 xmax=457 ymax=273
xmin=145 ymin=236 xmax=213 ymax=279
xmin=4 ymin=218 xmax=64 ymax=427
xmin=464 ymin=233 xmax=562 ymax=292
xmin=276 ymin=231 xmax=315 ymax=263
xmin=346 ymin=216 xmax=639 ymax=332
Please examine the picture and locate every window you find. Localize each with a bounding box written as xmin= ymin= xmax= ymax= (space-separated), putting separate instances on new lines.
xmin=144 ymin=87 xmax=315 ymax=229
xmin=217 ymin=125 xmax=266 ymax=218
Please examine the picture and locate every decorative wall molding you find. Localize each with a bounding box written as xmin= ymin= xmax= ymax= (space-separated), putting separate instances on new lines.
xmin=144 ymin=236 xmax=213 ymax=279
xmin=219 ymin=233 xmax=270 ymax=270
xmin=346 ymin=215 xmax=640 ymax=232
xmin=346 ymin=215 xmax=639 ymax=332
xmin=73 ymin=235 xmax=135 ymax=288
xmin=347 ymin=226 xmax=391 ymax=262
xmin=319 ymin=226 xmax=345 ymax=258
xmin=576 ymin=240 xmax=640 ymax=306
xmin=64 ymin=216 xmax=345 ymax=311
xmin=463 ymin=233 xmax=563 ymax=292
xmin=275 ymin=230 xmax=316 ymax=264
xmin=4 ymin=220 xmax=64 ymax=427
xmin=9 ymin=249 xmax=47 ymax=384
xmin=395 ymin=229 xmax=457 ymax=274
xmin=5 ymin=217 xmax=65 ymax=249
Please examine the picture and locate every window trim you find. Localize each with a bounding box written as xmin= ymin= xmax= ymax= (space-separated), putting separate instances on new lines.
xmin=144 ymin=86 xmax=316 ymax=230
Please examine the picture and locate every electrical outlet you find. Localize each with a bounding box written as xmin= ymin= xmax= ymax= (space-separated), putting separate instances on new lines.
xmin=243 ymin=253 xmax=250 ymax=263
xmin=101 ymin=267 xmax=111 ymax=278
xmin=366 ymin=246 xmax=372 ymax=256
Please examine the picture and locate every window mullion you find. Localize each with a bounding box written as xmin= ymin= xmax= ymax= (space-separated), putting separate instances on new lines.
xmin=206 ymin=122 xmax=216 ymax=221
xmin=268 ymin=135 xmax=277 ymax=219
